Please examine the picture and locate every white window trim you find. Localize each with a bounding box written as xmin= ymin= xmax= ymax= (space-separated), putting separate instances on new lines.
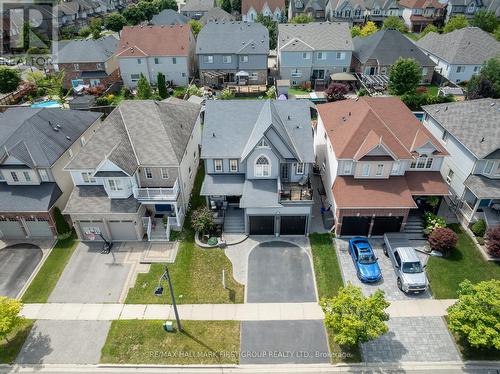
xmin=255 ymin=155 xmax=271 ymax=177
xmin=483 ymin=160 xmax=493 ymax=175
xmin=446 ymin=169 xmax=454 ymax=185
xmin=223 ymin=55 xmax=232 ymax=64
xmin=204 ymin=55 xmax=213 ymax=64
xmin=361 ymin=164 xmax=370 ymax=176
xmin=410 ymin=155 xmax=434 ymax=169
xmin=302 ymin=52 xmax=311 ymax=60
xmin=81 ymin=171 xmax=96 ymax=184
xmin=39 ymin=169 xmax=49 ymax=181
xmin=391 ymin=161 xmax=400 ymax=175
xmin=343 ymin=161 xmax=352 ymax=175
xmin=0 ymin=171 xmax=4 ymax=181
xmin=240 ymin=55 xmax=249 ymax=63
xmin=23 ymin=171 xmax=31 ymax=182
xmin=144 ymin=167 xmax=153 ymax=179
xmin=229 ymin=159 xmax=238 ymax=172
xmin=160 ymin=168 xmax=169 ymax=179
xmin=214 ymin=159 xmax=223 ymax=172
xmin=108 ymin=179 xmax=123 ymax=191
xmin=296 ymin=162 xmax=304 ymax=174
xmin=375 ymin=164 xmax=384 ymax=176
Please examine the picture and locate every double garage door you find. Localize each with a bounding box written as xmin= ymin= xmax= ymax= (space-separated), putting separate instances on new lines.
xmin=78 ymin=220 xmax=137 ymax=241
xmin=248 ymin=216 xmax=307 ymax=235
xmin=340 ymin=216 xmax=403 ymax=236
xmin=0 ymin=217 xmax=53 ymax=239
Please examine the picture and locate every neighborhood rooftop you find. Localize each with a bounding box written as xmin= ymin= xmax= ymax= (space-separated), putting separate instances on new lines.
xmin=151 ymin=9 xmax=190 ymax=25
xmin=416 ymin=27 xmax=500 ymax=64
xmin=0 ymin=108 xmax=102 ymax=168
xmin=181 ymin=0 xmax=215 ymax=11
xmin=278 ymin=22 xmax=353 ymax=51
xmin=423 ymin=98 xmax=500 ymax=159
xmin=57 ymin=35 xmax=119 ymax=63
xmin=242 ymin=0 xmax=285 ymax=14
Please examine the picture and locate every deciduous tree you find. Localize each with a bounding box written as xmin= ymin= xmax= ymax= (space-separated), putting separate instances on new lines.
xmin=0 ymin=297 xmax=23 ymax=343
xmin=360 ymin=21 xmax=378 ymax=37
xmin=136 ymin=74 xmax=153 ymax=99
xmin=443 ymin=15 xmax=468 ymax=33
xmin=485 ymin=225 xmax=500 ymax=257
xmin=325 ymin=83 xmax=348 ymax=102
xmin=290 ymin=14 xmax=313 ymax=23
xmin=471 ymin=10 xmax=498 ymax=33
xmin=0 ymin=68 xmax=21 ymax=93
xmin=388 ymin=57 xmax=421 ymax=95
xmin=256 ymin=14 xmax=277 ymax=49
xmin=104 ymin=13 xmax=127 ymax=32
xmin=467 ymin=57 xmax=500 ymax=99
xmin=191 ymin=206 xmax=216 ymax=234
xmin=189 ymin=19 xmax=202 ymax=36
xmin=351 ymin=25 xmax=361 ymax=37
xmin=420 ymin=24 xmax=438 ymax=37
xmin=382 ymin=16 xmax=407 ymax=32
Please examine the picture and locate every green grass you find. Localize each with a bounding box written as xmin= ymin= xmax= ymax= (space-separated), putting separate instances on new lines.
xmin=100 ymin=320 xmax=240 ymax=365
xmin=21 ymin=234 xmax=78 ymax=303
xmin=426 ymin=224 xmax=500 ymax=299
xmin=0 ymin=319 xmax=34 ymax=364
xmin=404 ymin=32 xmax=420 ymax=41
xmin=125 ymin=164 xmax=244 ymax=304
xmin=288 ymin=88 xmax=312 ymax=96
xmin=309 ymin=233 xmax=361 ymax=363
xmin=425 ymin=84 xmax=439 ymax=96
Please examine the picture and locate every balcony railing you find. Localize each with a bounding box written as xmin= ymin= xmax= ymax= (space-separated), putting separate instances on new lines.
xmin=279 ymin=183 xmax=313 ymax=202
xmin=133 ymin=179 xmax=179 ymax=201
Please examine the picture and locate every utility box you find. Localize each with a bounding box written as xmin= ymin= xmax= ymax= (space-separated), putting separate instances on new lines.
xmin=163 ymin=321 xmax=174 ymax=332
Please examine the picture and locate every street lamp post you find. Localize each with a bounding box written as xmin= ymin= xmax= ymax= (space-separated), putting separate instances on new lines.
xmin=155 ymin=265 xmax=182 ymax=332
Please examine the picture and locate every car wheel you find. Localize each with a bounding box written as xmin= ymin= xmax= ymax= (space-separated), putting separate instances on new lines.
xmin=382 ymin=243 xmax=388 ymax=257
xmin=397 ymin=278 xmax=403 ymax=291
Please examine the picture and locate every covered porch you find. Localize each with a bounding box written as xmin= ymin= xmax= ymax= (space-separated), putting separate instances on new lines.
xmin=460 ymin=175 xmax=500 ymax=227
xmin=142 ymin=202 xmax=184 ymax=241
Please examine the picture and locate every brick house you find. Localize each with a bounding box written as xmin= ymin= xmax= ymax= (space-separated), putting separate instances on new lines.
xmin=314 ymin=97 xmax=449 ymax=237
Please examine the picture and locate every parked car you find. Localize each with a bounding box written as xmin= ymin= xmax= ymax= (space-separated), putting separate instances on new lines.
xmin=383 ymin=233 xmax=429 ymax=294
xmin=348 ymin=237 xmax=382 ymax=283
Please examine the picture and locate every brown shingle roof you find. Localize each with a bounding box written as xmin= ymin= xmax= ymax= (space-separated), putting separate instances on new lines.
xmin=399 ymin=0 xmax=443 ymax=8
xmin=117 ymin=25 xmax=191 ymax=57
xmin=242 ymin=0 xmax=285 ymax=14
xmin=316 ymin=97 xmax=448 ymax=160
xmin=406 ymin=171 xmax=449 ymax=196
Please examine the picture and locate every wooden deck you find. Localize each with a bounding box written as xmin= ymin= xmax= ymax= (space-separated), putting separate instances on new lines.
xmin=226 ymin=85 xmax=267 ymax=94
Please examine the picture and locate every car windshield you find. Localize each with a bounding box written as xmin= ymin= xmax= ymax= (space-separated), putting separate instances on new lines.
xmin=358 ymin=253 xmax=376 ymax=264
xmin=402 ymin=261 xmax=423 ymax=273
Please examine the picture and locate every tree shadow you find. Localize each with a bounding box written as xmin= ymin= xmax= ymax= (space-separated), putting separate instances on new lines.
xmin=226 ymin=287 xmax=236 ymax=302
xmin=15 ymin=328 xmax=52 ymax=365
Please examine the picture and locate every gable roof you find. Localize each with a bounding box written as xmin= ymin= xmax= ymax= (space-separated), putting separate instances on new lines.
xmin=117 ymin=24 xmax=192 ymax=58
xmin=181 ymin=0 xmax=216 ymax=11
xmin=242 ymin=0 xmax=285 ymax=14
xmin=416 ymin=27 xmax=500 ymax=64
xmin=398 ymin=0 xmax=443 ymax=8
xmin=151 ymin=9 xmax=190 ymax=25
xmin=57 ymin=35 xmax=119 ymax=64
xmin=317 ymin=97 xmax=448 ymax=160
xmin=327 ymin=0 xmax=367 ymax=11
xmin=199 ymin=7 xmax=235 ymax=24
xmin=278 ymin=22 xmax=353 ymax=52
xmin=196 ymin=21 xmax=269 ymax=55
xmin=422 ymin=99 xmax=500 ymax=159
xmin=353 ymin=29 xmax=435 ymax=66
xmin=290 ymin=0 xmax=327 ymax=12
xmin=0 ymin=108 xmax=101 ymax=168
xmin=66 ymin=98 xmax=201 ymax=173
xmin=201 ymin=100 xmax=314 ymax=162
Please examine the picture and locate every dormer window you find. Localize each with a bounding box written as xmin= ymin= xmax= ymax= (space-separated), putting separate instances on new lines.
xmin=255 ymin=155 xmax=271 ymax=177
xmin=484 ymin=160 xmax=493 ymax=174
xmin=410 ymin=155 xmax=433 ymax=169
xmin=257 ymin=138 xmax=270 ymax=148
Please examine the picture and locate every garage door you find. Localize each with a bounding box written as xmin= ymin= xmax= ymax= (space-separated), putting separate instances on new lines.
xmin=0 ymin=218 xmax=25 ymax=239
xmin=25 ymin=218 xmax=53 ymax=238
xmin=249 ymin=216 xmax=275 ymax=235
xmin=108 ymin=221 xmax=137 ymax=241
xmin=280 ymin=216 xmax=307 ymax=235
xmin=340 ymin=216 xmax=371 ymax=236
xmin=78 ymin=221 xmax=106 ymax=241
xmin=371 ymin=216 xmax=403 ymax=236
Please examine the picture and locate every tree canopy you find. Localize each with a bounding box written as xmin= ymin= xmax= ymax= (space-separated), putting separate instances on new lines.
xmin=220 ymin=0 xmax=232 ymax=14
xmin=360 ymin=21 xmax=378 ymax=37
xmin=471 ymin=10 xmax=498 ymax=33
xmin=189 ymin=19 xmax=202 ymax=36
xmin=0 ymin=68 xmax=21 ymax=94
xmin=0 ymin=297 xmax=23 ymax=343
xmin=421 ymin=24 xmax=439 ymax=37
xmin=443 ymin=15 xmax=468 ymax=33
xmin=382 ymin=16 xmax=407 ymax=32
xmin=351 ymin=25 xmax=361 ymax=38
xmin=467 ymin=57 xmax=500 ymax=99
xmin=136 ymin=74 xmax=153 ymax=99
xmin=256 ymin=14 xmax=277 ymax=50
xmin=290 ymin=14 xmax=313 ymax=23
xmin=388 ymin=57 xmax=421 ymax=95
xmin=104 ymin=13 xmax=127 ymax=32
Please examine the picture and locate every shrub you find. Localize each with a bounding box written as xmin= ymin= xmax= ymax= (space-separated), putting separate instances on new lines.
xmin=53 ymin=207 xmax=71 ymax=236
xmin=471 ymin=219 xmax=487 ymax=237
xmin=485 ymin=225 xmax=500 ymax=257
xmin=357 ymin=88 xmax=369 ymax=96
xmin=429 ymin=227 xmax=458 ymax=255
xmin=416 ymin=86 xmax=428 ymax=94
xmin=186 ymin=84 xmax=202 ymax=98
xmin=191 ymin=206 xmax=216 ymax=235
xmin=219 ymin=88 xmax=235 ymax=100
xmin=265 ymin=86 xmax=276 ymax=99
xmin=0 ymin=68 xmax=21 ymax=94
xmin=423 ymin=212 xmax=446 ymax=233
xmin=325 ymin=82 xmax=348 ymax=102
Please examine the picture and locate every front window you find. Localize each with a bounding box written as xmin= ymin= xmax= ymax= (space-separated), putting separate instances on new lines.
xmin=255 ymin=156 xmax=271 ymax=177
xmin=39 ymin=169 xmax=49 ymax=181
xmin=391 ymin=161 xmax=400 ymax=175
xmin=410 ymin=155 xmax=433 ymax=169
xmin=240 ymin=55 xmax=249 ymax=63
xmin=144 ymin=167 xmax=153 ymax=179
xmin=230 ymin=159 xmax=238 ymax=172
xmin=204 ymin=55 xmax=213 ymax=64
xmin=160 ymin=168 xmax=168 ymax=179
xmin=223 ymin=55 xmax=232 ymax=64
xmin=108 ymin=179 xmax=123 ymax=191
xmin=361 ymin=164 xmax=370 ymax=176
xmin=10 ymin=171 xmax=18 ymax=182
xmin=376 ymin=164 xmax=384 ymax=176
xmin=214 ymin=159 xmax=223 ymax=172
xmin=23 ymin=171 xmax=31 ymax=182
xmin=81 ymin=172 xmax=96 ymax=183
xmin=296 ymin=162 xmax=304 ymax=174
xmin=402 ymin=261 xmax=423 ymax=273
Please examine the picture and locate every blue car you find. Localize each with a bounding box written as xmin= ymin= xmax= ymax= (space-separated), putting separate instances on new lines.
xmin=348 ymin=237 xmax=382 ymax=283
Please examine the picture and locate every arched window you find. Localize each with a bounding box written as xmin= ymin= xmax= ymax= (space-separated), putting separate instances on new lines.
xmin=255 ymin=155 xmax=271 ymax=177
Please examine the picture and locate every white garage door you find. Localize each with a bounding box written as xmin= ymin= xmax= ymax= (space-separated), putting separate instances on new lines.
xmin=0 ymin=218 xmax=26 ymax=239
xmin=25 ymin=218 xmax=53 ymax=238
xmin=78 ymin=221 xmax=107 ymax=241
xmin=108 ymin=221 xmax=137 ymax=241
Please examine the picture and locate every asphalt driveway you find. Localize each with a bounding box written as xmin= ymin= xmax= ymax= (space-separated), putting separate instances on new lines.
xmin=246 ymin=241 xmax=316 ymax=303
xmin=335 ymin=238 xmax=432 ymax=301
xmin=0 ymin=244 xmax=42 ymax=298
xmin=48 ymin=242 xmax=132 ymax=303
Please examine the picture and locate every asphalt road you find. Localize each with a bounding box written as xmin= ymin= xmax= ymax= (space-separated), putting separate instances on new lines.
xmin=0 ymin=243 xmax=42 ymax=298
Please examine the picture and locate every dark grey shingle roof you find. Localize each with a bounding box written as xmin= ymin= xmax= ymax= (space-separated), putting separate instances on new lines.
xmin=464 ymin=174 xmax=500 ymax=199
xmin=196 ymin=22 xmax=269 ymax=55
xmin=416 ymin=27 xmax=500 ymax=65
xmin=353 ymin=29 xmax=435 ymax=66
xmin=199 ymin=7 xmax=235 ymax=25
xmin=200 ymin=174 xmax=245 ymax=196
xmin=151 ymin=9 xmax=189 ymax=25
xmin=57 ymin=35 xmax=119 ymax=63
xmin=0 ymin=108 xmax=102 ymax=168
xmin=278 ymin=22 xmax=353 ymax=52
xmin=423 ymin=98 xmax=500 ymax=159
xmin=240 ymin=179 xmax=281 ymax=208
xmin=0 ymin=182 xmax=62 ymax=212
xmin=64 ymin=186 xmax=141 ymax=214
xmin=181 ymin=0 xmax=215 ymax=12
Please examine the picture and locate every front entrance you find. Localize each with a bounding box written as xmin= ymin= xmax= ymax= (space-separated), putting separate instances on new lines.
xmin=226 ymin=195 xmax=241 ymax=204
xmin=249 ymin=216 xmax=275 ymax=235
xmin=280 ymin=215 xmax=307 ymax=235
xmin=280 ymin=163 xmax=289 ymax=181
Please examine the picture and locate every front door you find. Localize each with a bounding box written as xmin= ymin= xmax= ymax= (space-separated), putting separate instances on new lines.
xmin=312 ymin=69 xmax=324 ymax=82
xmin=280 ymin=163 xmax=289 ymax=181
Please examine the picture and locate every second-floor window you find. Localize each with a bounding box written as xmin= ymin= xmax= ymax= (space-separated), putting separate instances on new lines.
xmin=161 ymin=168 xmax=169 ymax=179
xmin=484 ymin=160 xmax=494 ymax=174
xmin=336 ymin=52 xmax=346 ymax=60
xmin=23 ymin=171 xmax=31 ymax=182
xmin=154 ymin=58 xmax=160 ymax=64
xmin=446 ymin=169 xmax=454 ymax=184
xmin=137 ymin=58 xmax=142 ymax=64
xmin=74 ymin=63 xmax=79 ymax=70
xmin=172 ymin=57 xmax=177 ymax=64
xmin=108 ymin=179 xmax=123 ymax=191
xmin=255 ymin=156 xmax=271 ymax=177
xmin=39 ymin=169 xmax=49 ymax=181
xmin=317 ymin=52 xmax=326 ymax=60
xmin=96 ymin=63 xmax=103 ymax=69
xmin=0 ymin=171 xmax=4 ymax=181
xmin=343 ymin=161 xmax=352 ymax=174
xmin=204 ymin=55 xmax=213 ymax=64
xmin=302 ymin=52 xmax=311 ymax=60
xmin=391 ymin=161 xmax=400 ymax=175
xmin=10 ymin=171 xmax=19 ymax=182
xmin=240 ymin=55 xmax=249 ymax=63
xmin=214 ymin=159 xmax=223 ymax=172
xmin=410 ymin=155 xmax=433 ymax=169
xmin=144 ymin=168 xmax=153 ymax=179
xmin=230 ymin=159 xmax=238 ymax=172
xmin=456 ymin=66 xmax=465 ymax=73
xmin=223 ymin=55 xmax=232 ymax=64
xmin=82 ymin=172 xmax=96 ymax=183
xmin=375 ymin=164 xmax=384 ymax=176
xmin=296 ymin=162 xmax=304 ymax=174
xmin=361 ymin=164 xmax=370 ymax=176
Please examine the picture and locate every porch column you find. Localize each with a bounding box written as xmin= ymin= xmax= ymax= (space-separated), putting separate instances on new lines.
xmin=174 ymin=203 xmax=180 ymax=227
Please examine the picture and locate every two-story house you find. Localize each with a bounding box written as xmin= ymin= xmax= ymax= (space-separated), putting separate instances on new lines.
xmin=416 ymin=27 xmax=500 ymax=84
xmin=200 ymin=100 xmax=315 ymax=236
xmin=422 ymin=99 xmax=500 ymax=228
xmin=351 ymin=29 xmax=435 ymax=83
xmin=277 ymin=22 xmax=353 ymax=87
xmin=199 ymin=7 xmax=236 ymax=24
xmin=325 ymin=0 xmax=368 ymax=24
xmin=117 ymin=25 xmax=196 ymax=88
xmin=64 ymin=98 xmax=202 ymax=242
xmin=289 ymin=0 xmax=328 ymax=20
xmin=196 ymin=22 xmax=269 ymax=86
xmin=0 ymin=108 xmax=102 ymax=239
xmin=151 ymin=9 xmax=190 ymax=25
xmin=56 ymin=35 xmax=120 ymax=89
xmin=315 ymin=97 xmax=449 ymax=237
xmin=400 ymin=0 xmax=444 ymax=32
xmin=445 ymin=0 xmax=486 ymax=22
xmin=181 ymin=0 xmax=217 ymax=19
xmin=242 ymin=0 xmax=286 ymax=21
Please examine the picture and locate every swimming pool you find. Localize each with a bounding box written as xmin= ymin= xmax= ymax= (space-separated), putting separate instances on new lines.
xmin=31 ymin=100 xmax=62 ymax=108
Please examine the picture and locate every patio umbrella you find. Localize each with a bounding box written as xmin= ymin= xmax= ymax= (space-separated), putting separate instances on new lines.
xmin=235 ymin=71 xmax=249 ymax=76
xmin=330 ymin=72 xmax=357 ymax=81
xmin=278 ymin=94 xmax=287 ymax=100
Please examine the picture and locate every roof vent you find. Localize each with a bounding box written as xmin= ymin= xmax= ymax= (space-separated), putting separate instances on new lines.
xmin=53 ymin=127 xmax=59 ymax=132
xmin=296 ymin=125 xmax=302 ymax=128
xmin=435 ymin=109 xmax=440 ymax=113
xmin=66 ymin=136 xmax=71 ymax=141
xmin=287 ymin=115 xmax=291 ymax=120
xmin=348 ymin=111 xmax=351 ymax=116
xmin=342 ymin=116 xmax=346 ymax=122
xmin=56 ymin=124 xmax=61 ymax=129
xmin=212 ymin=132 xmax=216 ymax=137
xmin=444 ymin=106 xmax=448 ymax=111
xmin=480 ymin=137 xmax=485 ymax=143
xmin=490 ymin=102 xmax=495 ymax=106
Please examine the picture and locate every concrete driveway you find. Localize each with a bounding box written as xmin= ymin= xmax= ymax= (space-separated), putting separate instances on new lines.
xmin=0 ymin=244 xmax=42 ymax=298
xmin=335 ymin=238 xmax=432 ymax=301
xmin=246 ymin=241 xmax=316 ymax=303
xmin=16 ymin=320 xmax=110 ymax=364
xmin=48 ymin=242 xmax=134 ymax=303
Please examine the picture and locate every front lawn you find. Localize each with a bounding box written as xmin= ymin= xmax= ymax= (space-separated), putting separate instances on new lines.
xmin=310 ymin=233 xmax=361 ymax=363
xmin=0 ymin=319 xmax=34 ymax=364
xmin=21 ymin=234 xmax=78 ymax=303
xmin=125 ymin=164 xmax=244 ymax=304
xmin=100 ymin=320 xmax=240 ymax=365
xmin=426 ymin=224 xmax=500 ymax=299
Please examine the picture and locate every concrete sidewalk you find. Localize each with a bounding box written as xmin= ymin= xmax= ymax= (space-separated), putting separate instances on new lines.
xmin=20 ymin=299 xmax=457 ymax=321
